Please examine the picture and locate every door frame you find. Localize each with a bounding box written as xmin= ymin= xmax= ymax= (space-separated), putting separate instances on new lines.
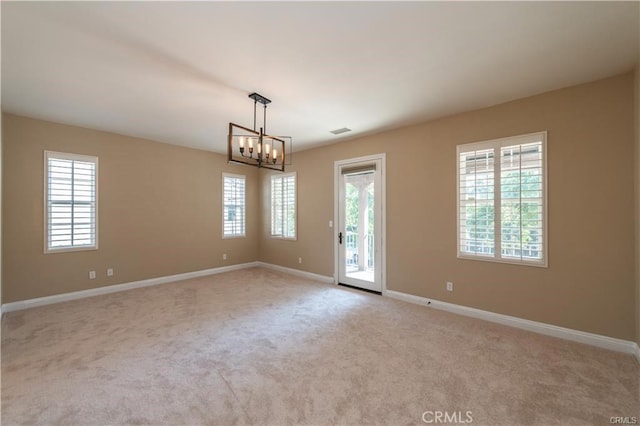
xmin=333 ymin=153 xmax=386 ymax=294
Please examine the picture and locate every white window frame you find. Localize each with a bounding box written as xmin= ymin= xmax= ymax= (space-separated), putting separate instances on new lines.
xmin=44 ymin=150 xmax=99 ymax=253
xmin=456 ymin=132 xmax=548 ymax=267
xmin=222 ymin=172 xmax=246 ymax=239
xmin=270 ymin=171 xmax=297 ymax=240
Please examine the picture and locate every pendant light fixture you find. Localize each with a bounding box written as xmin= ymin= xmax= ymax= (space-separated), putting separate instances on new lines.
xmin=228 ymin=92 xmax=286 ymax=172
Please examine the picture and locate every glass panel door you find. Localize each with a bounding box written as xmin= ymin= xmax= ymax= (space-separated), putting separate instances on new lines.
xmin=344 ymin=171 xmax=375 ymax=282
xmin=338 ymin=162 xmax=382 ymax=292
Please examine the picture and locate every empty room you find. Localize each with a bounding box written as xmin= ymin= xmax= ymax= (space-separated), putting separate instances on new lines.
xmin=1 ymin=1 xmax=639 ymax=425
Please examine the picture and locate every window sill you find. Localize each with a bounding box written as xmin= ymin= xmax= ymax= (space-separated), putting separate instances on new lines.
xmin=222 ymin=235 xmax=245 ymax=239
xmin=457 ymin=253 xmax=547 ymax=268
xmin=270 ymin=236 xmax=297 ymax=241
xmin=45 ymin=245 xmax=98 ymax=254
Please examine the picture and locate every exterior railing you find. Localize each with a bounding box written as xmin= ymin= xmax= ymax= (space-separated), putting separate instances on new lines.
xmin=346 ymin=231 xmax=374 ymax=270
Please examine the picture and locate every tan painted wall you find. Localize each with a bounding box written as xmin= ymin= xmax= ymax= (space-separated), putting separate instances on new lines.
xmin=636 ymin=40 xmax=640 ymax=345
xmin=261 ymin=72 xmax=636 ymax=341
xmin=0 ymin=113 xmax=2 ymax=313
xmin=0 ymin=119 xmax=2 ymax=312
xmin=636 ymin=3 xmax=640 ymax=348
xmin=2 ymin=114 xmax=259 ymax=303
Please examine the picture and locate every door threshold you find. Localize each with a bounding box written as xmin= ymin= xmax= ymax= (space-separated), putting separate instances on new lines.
xmin=338 ymin=283 xmax=382 ymax=295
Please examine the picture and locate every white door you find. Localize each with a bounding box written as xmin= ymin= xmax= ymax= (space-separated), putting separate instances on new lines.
xmin=336 ymin=156 xmax=384 ymax=293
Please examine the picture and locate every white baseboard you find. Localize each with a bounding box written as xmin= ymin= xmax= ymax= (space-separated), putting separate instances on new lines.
xmin=634 ymin=343 xmax=640 ymax=364
xmin=1 ymin=261 xmax=259 ymax=313
xmin=385 ymin=289 xmax=638 ymax=358
xmin=256 ymin=262 xmax=335 ymax=284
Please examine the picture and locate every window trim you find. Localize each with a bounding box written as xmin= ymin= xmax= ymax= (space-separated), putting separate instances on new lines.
xmin=44 ymin=150 xmax=99 ymax=254
xmin=270 ymin=171 xmax=297 ymax=241
xmin=222 ymin=172 xmax=246 ymax=239
xmin=456 ymin=131 xmax=548 ymax=268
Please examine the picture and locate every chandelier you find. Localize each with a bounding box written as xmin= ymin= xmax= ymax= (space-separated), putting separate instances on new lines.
xmin=228 ymin=92 xmax=287 ymax=172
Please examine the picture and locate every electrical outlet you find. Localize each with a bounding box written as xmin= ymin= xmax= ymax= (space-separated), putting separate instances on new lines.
xmin=298 ymin=257 xmax=302 ymax=264
xmin=329 ymin=220 xmax=333 ymax=228
xmin=89 ymin=271 xmax=96 ymax=280
xmin=223 ymin=253 xmax=227 ymax=260
xmin=446 ymin=281 xmax=453 ymax=292
xmin=107 ymin=268 xmax=113 ymax=277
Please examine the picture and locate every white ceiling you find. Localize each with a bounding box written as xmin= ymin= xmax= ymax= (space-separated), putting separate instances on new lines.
xmin=2 ymin=1 xmax=639 ymax=153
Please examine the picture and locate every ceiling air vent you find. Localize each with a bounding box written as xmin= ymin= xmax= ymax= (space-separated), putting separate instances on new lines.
xmin=330 ymin=127 xmax=351 ymax=135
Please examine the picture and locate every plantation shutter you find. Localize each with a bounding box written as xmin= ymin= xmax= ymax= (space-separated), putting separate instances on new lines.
xmin=499 ymin=141 xmax=544 ymax=261
xmin=223 ymin=174 xmax=245 ymax=237
xmin=271 ymin=173 xmax=296 ymax=239
xmin=458 ymin=148 xmax=495 ymax=257
xmin=271 ymin=176 xmax=282 ymax=236
xmin=46 ymin=151 xmax=98 ymax=252
xmin=457 ymin=132 xmax=546 ymax=266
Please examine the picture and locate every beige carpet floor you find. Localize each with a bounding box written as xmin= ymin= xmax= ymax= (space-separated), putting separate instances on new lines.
xmin=1 ymin=267 xmax=638 ymax=425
